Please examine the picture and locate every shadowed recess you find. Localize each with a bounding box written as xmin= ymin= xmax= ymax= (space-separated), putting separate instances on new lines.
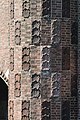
xmin=0 ymin=77 xmax=8 ymax=120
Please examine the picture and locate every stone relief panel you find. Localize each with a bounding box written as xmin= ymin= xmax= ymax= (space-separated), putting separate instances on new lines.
xmin=14 ymin=74 xmax=21 ymax=97
xmin=10 ymin=48 xmax=14 ymax=71
xmin=22 ymin=47 xmax=30 ymax=71
xmin=41 ymin=46 xmax=51 ymax=78
xmin=32 ymin=20 xmax=41 ymax=45
xmin=51 ymin=20 xmax=61 ymax=45
xmin=9 ymin=100 xmax=14 ymax=120
xmin=30 ymin=0 xmax=37 ymax=17
xmin=10 ymin=0 xmax=14 ymax=19
xmin=31 ymin=74 xmax=40 ymax=98
xmin=15 ymin=21 xmax=21 ymax=45
xmin=51 ymin=73 xmax=61 ymax=98
xmin=22 ymin=100 xmax=30 ymax=120
xmin=22 ymin=0 xmax=30 ymax=18
xmin=42 ymin=0 xmax=51 ymax=19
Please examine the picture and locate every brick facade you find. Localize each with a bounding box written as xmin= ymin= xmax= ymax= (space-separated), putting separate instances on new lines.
xmin=0 ymin=0 xmax=79 ymax=120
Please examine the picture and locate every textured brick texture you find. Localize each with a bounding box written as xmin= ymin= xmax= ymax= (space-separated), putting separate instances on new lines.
xmin=0 ymin=0 xmax=79 ymax=120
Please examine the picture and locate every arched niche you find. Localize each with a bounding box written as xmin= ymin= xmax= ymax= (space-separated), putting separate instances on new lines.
xmin=0 ymin=77 xmax=8 ymax=120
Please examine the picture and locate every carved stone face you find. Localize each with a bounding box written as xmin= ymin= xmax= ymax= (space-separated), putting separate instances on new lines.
xmin=15 ymin=21 xmax=21 ymax=29
xmin=32 ymin=21 xmax=40 ymax=29
xmin=22 ymin=1 xmax=30 ymax=18
xmin=32 ymin=36 xmax=40 ymax=45
xmin=22 ymin=47 xmax=30 ymax=56
xmin=32 ymin=20 xmax=41 ymax=45
xmin=15 ymin=21 xmax=21 ymax=45
xmin=42 ymin=47 xmax=50 ymax=55
xmin=23 ymin=9 xmax=30 ymax=18
xmin=15 ymin=35 xmax=21 ymax=45
xmin=31 ymin=74 xmax=40 ymax=98
xmin=23 ymin=1 xmax=29 ymax=9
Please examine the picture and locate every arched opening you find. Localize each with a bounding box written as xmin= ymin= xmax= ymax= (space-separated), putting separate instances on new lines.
xmin=0 ymin=77 xmax=8 ymax=120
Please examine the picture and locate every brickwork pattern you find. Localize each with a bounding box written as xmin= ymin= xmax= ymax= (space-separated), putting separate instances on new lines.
xmin=0 ymin=0 xmax=78 ymax=120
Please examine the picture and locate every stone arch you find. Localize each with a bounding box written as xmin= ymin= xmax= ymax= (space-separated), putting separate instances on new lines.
xmin=0 ymin=77 xmax=8 ymax=119
xmin=0 ymin=71 xmax=8 ymax=86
